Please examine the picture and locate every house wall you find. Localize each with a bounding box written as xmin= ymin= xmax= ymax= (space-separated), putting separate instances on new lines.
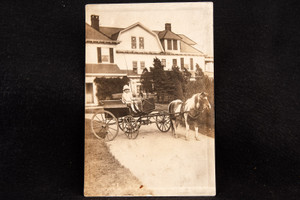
xmin=115 ymin=53 xmax=205 ymax=74
xmin=205 ymin=61 xmax=214 ymax=73
xmin=85 ymin=76 xmax=98 ymax=105
xmin=117 ymin=26 xmax=162 ymax=52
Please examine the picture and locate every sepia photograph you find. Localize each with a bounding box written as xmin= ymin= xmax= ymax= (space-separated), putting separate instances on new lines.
xmin=84 ymin=2 xmax=215 ymax=196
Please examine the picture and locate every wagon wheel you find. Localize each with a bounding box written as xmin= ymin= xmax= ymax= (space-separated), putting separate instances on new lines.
xmin=122 ymin=115 xmax=139 ymax=139
xmin=91 ymin=110 xmax=119 ymax=141
xmin=118 ymin=117 xmax=125 ymax=131
xmin=119 ymin=116 xmax=141 ymax=132
xmin=156 ymin=111 xmax=171 ymax=132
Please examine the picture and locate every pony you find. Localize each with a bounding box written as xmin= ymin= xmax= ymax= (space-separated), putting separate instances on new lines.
xmin=168 ymin=92 xmax=211 ymax=140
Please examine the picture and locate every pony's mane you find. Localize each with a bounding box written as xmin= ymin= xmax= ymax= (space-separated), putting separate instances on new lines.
xmin=186 ymin=93 xmax=198 ymax=104
xmin=184 ymin=93 xmax=199 ymax=110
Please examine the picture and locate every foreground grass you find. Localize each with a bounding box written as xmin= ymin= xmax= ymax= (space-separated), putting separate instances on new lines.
xmin=84 ymin=119 xmax=152 ymax=196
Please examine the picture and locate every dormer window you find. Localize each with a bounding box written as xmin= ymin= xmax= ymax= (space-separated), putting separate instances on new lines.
xmin=131 ymin=36 xmax=136 ymax=49
xmin=167 ymin=39 xmax=172 ymax=50
xmin=173 ymin=40 xmax=178 ymax=50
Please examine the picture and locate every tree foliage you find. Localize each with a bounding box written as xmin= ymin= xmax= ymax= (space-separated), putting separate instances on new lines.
xmin=139 ymin=58 xmax=214 ymax=127
xmin=94 ymin=76 xmax=130 ymax=100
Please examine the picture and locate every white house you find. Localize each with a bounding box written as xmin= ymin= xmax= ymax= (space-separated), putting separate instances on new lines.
xmin=86 ymin=15 xmax=214 ymax=106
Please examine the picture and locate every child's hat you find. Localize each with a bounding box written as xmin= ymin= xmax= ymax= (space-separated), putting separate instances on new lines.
xmin=123 ymin=85 xmax=130 ymax=91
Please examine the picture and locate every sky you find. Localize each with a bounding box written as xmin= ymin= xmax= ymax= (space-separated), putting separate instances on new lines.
xmin=86 ymin=2 xmax=213 ymax=56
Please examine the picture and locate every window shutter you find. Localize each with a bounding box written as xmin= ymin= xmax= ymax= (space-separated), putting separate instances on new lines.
xmin=97 ymin=47 xmax=102 ymax=63
xmin=139 ymin=37 xmax=144 ymax=49
xmin=180 ymin=58 xmax=184 ymax=70
xmin=109 ymin=48 xmax=114 ymax=63
xmin=131 ymin=36 xmax=136 ymax=49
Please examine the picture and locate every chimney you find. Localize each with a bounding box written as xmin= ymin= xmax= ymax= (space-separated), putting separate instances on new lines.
xmin=91 ymin=15 xmax=99 ymax=31
xmin=165 ymin=23 xmax=171 ymax=31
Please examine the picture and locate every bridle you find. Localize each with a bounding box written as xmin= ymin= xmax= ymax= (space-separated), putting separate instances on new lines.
xmin=183 ymin=97 xmax=209 ymax=119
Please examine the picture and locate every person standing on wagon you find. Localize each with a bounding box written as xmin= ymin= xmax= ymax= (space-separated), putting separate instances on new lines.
xmin=122 ymin=85 xmax=141 ymax=113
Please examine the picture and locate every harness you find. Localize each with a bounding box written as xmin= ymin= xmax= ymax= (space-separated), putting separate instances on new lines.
xmin=180 ymin=102 xmax=204 ymax=120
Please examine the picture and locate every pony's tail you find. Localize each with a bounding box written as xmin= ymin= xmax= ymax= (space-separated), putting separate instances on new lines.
xmin=168 ymin=102 xmax=175 ymax=120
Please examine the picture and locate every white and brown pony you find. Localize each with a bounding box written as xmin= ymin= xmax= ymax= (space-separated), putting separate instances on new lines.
xmin=168 ymin=92 xmax=211 ymax=140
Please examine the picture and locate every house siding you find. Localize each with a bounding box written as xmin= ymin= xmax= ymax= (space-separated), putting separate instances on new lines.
xmin=85 ymin=21 xmax=213 ymax=106
xmin=117 ymin=26 xmax=162 ymax=52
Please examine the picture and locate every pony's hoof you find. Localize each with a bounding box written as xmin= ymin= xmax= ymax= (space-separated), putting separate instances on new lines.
xmin=174 ymin=134 xmax=178 ymax=139
xmin=195 ymin=137 xmax=201 ymax=141
xmin=185 ymin=137 xmax=189 ymax=141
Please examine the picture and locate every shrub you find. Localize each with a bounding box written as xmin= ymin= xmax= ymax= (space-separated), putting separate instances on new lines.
xmin=94 ymin=76 xmax=130 ymax=100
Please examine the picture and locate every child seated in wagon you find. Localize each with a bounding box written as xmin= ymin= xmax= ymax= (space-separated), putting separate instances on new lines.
xmin=122 ymin=85 xmax=142 ymax=113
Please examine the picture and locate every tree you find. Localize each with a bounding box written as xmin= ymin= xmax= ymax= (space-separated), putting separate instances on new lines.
xmin=171 ymin=66 xmax=184 ymax=100
xmin=149 ymin=58 xmax=166 ymax=102
xmin=140 ymin=68 xmax=153 ymax=97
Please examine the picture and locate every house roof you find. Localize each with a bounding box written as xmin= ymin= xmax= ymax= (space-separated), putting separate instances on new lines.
xmin=86 ymin=64 xmax=127 ymax=74
xmin=180 ymin=41 xmax=204 ymax=54
xmin=178 ymin=34 xmax=197 ymax=45
xmin=100 ymin=26 xmax=124 ymax=39
xmin=157 ymin=30 xmax=182 ymax=40
xmin=87 ymin=22 xmax=204 ymax=54
xmin=85 ymin=23 xmax=113 ymax=41
xmin=86 ymin=64 xmax=139 ymax=76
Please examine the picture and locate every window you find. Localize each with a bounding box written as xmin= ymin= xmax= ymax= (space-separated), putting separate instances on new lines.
xmin=98 ymin=47 xmax=110 ymax=63
xmin=190 ymin=58 xmax=193 ymax=70
xmin=173 ymin=40 xmax=178 ymax=50
xmin=139 ymin=37 xmax=144 ymax=49
xmin=97 ymin=47 xmax=102 ymax=63
xmin=109 ymin=48 xmax=114 ymax=63
xmin=131 ymin=36 xmax=136 ymax=49
xmin=180 ymin=58 xmax=184 ymax=70
xmin=167 ymin=39 xmax=172 ymax=50
xmin=161 ymin=59 xmax=166 ymax=67
xmin=102 ymin=55 xmax=109 ymax=62
xmin=133 ymin=61 xmax=137 ymax=74
xmin=172 ymin=59 xmax=177 ymax=67
xmin=140 ymin=61 xmax=145 ymax=70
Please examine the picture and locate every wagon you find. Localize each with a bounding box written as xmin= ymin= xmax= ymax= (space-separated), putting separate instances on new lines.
xmin=90 ymin=98 xmax=171 ymax=141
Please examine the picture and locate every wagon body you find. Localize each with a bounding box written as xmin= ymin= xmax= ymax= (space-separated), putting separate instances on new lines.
xmin=91 ymin=98 xmax=170 ymax=141
xmin=102 ymin=98 xmax=156 ymax=117
xmin=101 ymin=100 xmax=130 ymax=118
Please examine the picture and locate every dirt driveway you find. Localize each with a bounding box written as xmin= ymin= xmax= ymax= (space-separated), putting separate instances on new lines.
xmin=106 ymin=122 xmax=215 ymax=196
xmin=85 ymin=112 xmax=215 ymax=196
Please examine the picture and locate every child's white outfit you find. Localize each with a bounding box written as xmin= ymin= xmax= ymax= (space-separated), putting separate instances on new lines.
xmin=122 ymin=86 xmax=140 ymax=113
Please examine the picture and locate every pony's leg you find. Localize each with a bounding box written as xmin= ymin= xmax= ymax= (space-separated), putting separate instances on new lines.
xmin=184 ymin=113 xmax=189 ymax=140
xmin=195 ymin=126 xmax=200 ymax=141
xmin=171 ymin=118 xmax=178 ymax=138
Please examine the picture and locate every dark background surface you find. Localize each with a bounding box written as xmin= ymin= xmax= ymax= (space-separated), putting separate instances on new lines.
xmin=0 ymin=0 xmax=299 ymax=199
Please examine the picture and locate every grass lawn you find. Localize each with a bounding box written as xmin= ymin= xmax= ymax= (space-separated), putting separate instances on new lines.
xmin=84 ymin=119 xmax=152 ymax=196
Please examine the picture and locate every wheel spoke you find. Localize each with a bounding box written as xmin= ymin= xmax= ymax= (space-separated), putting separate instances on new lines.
xmin=95 ymin=115 xmax=102 ymax=122
xmin=108 ymin=127 xmax=117 ymax=132
xmin=106 ymin=118 xmax=112 ymax=125
xmin=106 ymin=131 xmax=111 ymax=141
xmin=93 ymin=121 xmax=103 ymax=127
xmin=100 ymin=113 xmax=106 ymax=123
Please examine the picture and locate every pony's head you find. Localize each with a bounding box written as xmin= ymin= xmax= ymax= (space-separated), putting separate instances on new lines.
xmin=194 ymin=92 xmax=211 ymax=112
